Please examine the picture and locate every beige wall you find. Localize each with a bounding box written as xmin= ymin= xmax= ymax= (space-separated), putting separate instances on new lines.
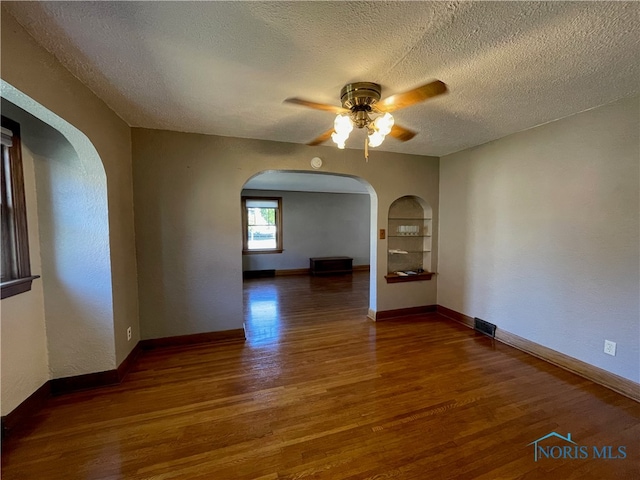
xmin=0 ymin=145 xmax=48 ymax=416
xmin=438 ymin=96 xmax=640 ymax=382
xmin=132 ymin=129 xmax=440 ymax=338
xmin=1 ymin=9 xmax=139 ymax=366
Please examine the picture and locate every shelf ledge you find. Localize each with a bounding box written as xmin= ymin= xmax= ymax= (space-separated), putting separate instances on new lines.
xmin=384 ymin=272 xmax=435 ymax=283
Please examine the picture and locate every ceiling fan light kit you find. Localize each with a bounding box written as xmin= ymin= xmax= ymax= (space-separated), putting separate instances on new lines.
xmin=285 ymin=80 xmax=448 ymax=159
xmin=368 ymin=112 xmax=394 ymax=147
xmin=333 ymin=82 xmax=395 ymax=151
xmin=331 ymin=114 xmax=353 ymax=149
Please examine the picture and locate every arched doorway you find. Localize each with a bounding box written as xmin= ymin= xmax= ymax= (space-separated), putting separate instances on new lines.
xmin=240 ymin=170 xmax=378 ymax=341
xmin=1 ymin=82 xmax=116 ymax=390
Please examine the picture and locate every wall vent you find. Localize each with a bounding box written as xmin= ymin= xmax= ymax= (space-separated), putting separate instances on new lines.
xmin=243 ymin=269 xmax=275 ymax=279
xmin=474 ymin=318 xmax=496 ymax=338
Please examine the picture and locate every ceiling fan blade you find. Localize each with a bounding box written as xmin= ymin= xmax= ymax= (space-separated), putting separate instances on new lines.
xmin=284 ymin=97 xmax=348 ymax=114
xmin=377 ymin=80 xmax=448 ymax=112
xmin=388 ymin=124 xmax=417 ymax=142
xmin=307 ymin=128 xmax=335 ymax=146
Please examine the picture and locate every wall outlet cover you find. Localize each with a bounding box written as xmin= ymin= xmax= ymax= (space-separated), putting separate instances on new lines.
xmin=604 ymin=340 xmax=616 ymax=356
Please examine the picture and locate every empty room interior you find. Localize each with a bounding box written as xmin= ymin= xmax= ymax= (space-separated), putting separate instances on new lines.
xmin=1 ymin=2 xmax=638 ymax=479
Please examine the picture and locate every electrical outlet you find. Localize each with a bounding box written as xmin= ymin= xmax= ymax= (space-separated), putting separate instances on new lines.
xmin=127 ymin=327 xmax=132 ymax=341
xmin=604 ymin=340 xmax=616 ymax=356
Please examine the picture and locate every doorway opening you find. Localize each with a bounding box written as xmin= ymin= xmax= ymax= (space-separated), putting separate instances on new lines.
xmin=1 ymin=81 xmax=116 ymax=416
xmin=240 ymin=170 xmax=377 ymax=344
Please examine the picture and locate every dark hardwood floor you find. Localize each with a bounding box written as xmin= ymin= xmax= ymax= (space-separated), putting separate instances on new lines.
xmin=2 ymin=272 xmax=639 ymax=479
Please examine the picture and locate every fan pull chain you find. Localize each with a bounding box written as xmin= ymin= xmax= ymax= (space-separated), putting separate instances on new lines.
xmin=364 ymin=136 xmax=369 ymax=162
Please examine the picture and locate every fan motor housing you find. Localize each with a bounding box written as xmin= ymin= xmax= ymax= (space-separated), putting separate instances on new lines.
xmin=340 ymin=82 xmax=381 ymax=110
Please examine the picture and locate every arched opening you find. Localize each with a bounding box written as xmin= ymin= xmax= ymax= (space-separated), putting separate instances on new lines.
xmin=240 ymin=170 xmax=378 ymax=342
xmin=1 ymin=81 xmax=115 ymax=399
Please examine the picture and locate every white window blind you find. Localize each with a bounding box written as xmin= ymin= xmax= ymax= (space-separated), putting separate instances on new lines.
xmin=245 ymin=199 xmax=279 ymax=208
xmin=1 ymin=127 xmax=13 ymax=147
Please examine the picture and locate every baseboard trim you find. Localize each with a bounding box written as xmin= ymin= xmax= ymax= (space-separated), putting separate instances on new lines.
xmin=275 ymin=265 xmax=369 ymax=276
xmin=2 ymin=342 xmax=143 ymax=438
xmin=437 ymin=305 xmax=640 ymax=403
xmin=117 ymin=342 xmax=142 ymax=381
xmin=50 ymin=370 xmax=120 ymax=396
xmin=139 ymin=328 xmax=246 ymax=349
xmin=243 ymin=269 xmax=276 ymax=279
xmin=1 ymin=381 xmax=50 ymax=439
xmin=275 ymin=268 xmax=309 ymax=276
xmin=50 ymin=342 xmax=143 ymax=396
xmin=375 ymin=305 xmax=437 ymax=321
xmin=437 ymin=305 xmax=474 ymax=328
xmin=495 ymin=329 xmax=639 ymax=402
xmin=3 ymin=330 xmax=244 ymax=437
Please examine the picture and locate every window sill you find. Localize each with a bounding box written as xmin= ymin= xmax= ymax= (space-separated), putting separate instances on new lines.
xmin=1 ymin=275 xmax=41 ymax=299
xmin=243 ymin=249 xmax=284 ymax=255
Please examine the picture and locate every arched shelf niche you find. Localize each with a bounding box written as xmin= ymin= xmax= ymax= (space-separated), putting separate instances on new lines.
xmin=385 ymin=195 xmax=434 ymax=283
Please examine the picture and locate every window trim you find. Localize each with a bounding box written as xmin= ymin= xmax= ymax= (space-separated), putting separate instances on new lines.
xmin=241 ymin=196 xmax=283 ymax=254
xmin=1 ymin=115 xmax=39 ymax=299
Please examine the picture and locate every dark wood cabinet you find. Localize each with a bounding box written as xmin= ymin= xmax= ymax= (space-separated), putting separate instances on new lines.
xmin=310 ymin=257 xmax=353 ymax=275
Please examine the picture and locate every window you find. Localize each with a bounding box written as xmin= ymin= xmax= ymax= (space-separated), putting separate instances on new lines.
xmin=1 ymin=116 xmax=38 ymax=299
xmin=242 ymin=196 xmax=283 ymax=254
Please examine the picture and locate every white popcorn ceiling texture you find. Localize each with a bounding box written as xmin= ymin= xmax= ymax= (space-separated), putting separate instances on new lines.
xmin=4 ymin=1 xmax=639 ymax=156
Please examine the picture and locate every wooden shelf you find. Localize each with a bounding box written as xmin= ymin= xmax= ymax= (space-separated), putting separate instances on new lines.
xmin=388 ymin=235 xmax=432 ymax=238
xmin=384 ymin=272 xmax=434 ymax=283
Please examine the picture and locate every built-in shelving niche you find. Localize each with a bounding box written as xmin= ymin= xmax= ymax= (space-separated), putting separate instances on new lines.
xmin=385 ymin=195 xmax=434 ymax=283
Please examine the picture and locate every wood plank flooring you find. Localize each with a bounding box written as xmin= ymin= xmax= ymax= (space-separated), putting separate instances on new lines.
xmin=2 ymin=272 xmax=639 ymax=479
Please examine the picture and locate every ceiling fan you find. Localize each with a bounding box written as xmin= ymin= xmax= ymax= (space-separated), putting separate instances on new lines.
xmin=284 ymin=80 xmax=448 ymax=157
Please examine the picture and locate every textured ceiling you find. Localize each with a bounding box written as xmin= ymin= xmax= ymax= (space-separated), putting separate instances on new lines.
xmin=3 ymin=1 xmax=639 ymax=156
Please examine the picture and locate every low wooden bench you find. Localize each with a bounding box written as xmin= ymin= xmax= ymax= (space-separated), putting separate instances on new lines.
xmin=309 ymin=256 xmax=353 ymax=275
